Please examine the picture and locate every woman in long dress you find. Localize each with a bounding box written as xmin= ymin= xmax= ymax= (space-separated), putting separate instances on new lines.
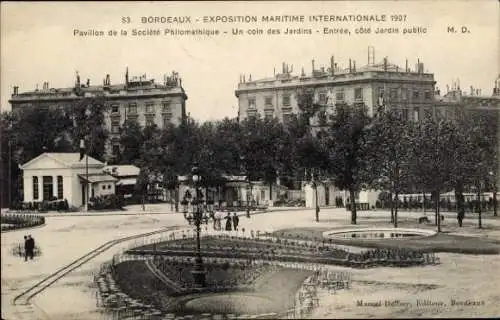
xmin=225 ymin=212 xmax=232 ymax=231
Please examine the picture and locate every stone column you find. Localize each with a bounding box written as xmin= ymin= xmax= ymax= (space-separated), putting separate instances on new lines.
xmin=53 ymin=175 xmax=58 ymax=199
xmin=38 ymin=176 xmax=43 ymax=201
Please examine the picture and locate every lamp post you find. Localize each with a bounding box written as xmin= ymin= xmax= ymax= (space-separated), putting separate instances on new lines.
xmin=183 ymin=165 xmax=209 ymax=288
xmin=240 ymin=155 xmax=251 ymax=218
xmin=311 ymin=170 xmax=320 ymax=222
xmin=489 ymin=171 xmax=497 ymax=217
xmin=246 ymin=179 xmax=252 ymax=218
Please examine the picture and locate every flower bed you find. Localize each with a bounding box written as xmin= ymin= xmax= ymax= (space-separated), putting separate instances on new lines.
xmin=1 ymin=214 xmax=45 ymax=231
xmin=130 ymin=234 xmax=438 ymax=268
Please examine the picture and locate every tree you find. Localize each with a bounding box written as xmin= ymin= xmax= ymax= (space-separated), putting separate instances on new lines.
xmin=71 ymin=96 xmax=109 ymax=161
xmin=1 ymin=106 xmax=73 ymax=206
xmin=324 ymin=102 xmax=371 ymax=224
xmin=410 ymin=117 xmax=458 ymax=232
xmin=119 ymin=120 xmax=144 ymax=165
xmin=365 ymin=109 xmax=413 ymax=227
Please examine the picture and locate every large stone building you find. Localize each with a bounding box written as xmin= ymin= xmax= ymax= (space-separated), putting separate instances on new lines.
xmin=235 ymin=47 xmax=436 ymax=124
xmin=9 ymin=69 xmax=188 ymax=158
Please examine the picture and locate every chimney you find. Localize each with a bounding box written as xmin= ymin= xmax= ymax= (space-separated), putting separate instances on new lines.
xmin=383 ymin=57 xmax=388 ymax=71
xmin=249 ymin=74 xmax=252 ymax=81
xmin=282 ymin=62 xmax=286 ymax=74
xmin=470 ymin=85 xmax=474 ymax=96
xmin=274 ymin=68 xmax=276 ymax=76
xmin=312 ymin=59 xmax=315 ymax=74
xmin=353 ymin=61 xmax=356 ymax=72
xmin=13 ymin=86 xmax=19 ymax=95
xmin=405 ymin=59 xmax=408 ymax=72
xmin=330 ymin=55 xmax=335 ymax=75
xmin=301 ymin=67 xmax=305 ymax=77
xmin=349 ymin=59 xmax=352 ymax=72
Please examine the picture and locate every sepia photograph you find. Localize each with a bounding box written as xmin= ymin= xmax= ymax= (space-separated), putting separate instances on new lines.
xmin=1 ymin=1 xmax=499 ymax=319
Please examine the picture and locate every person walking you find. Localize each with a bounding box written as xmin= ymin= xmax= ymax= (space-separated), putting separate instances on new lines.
xmin=232 ymin=212 xmax=239 ymax=231
xmin=225 ymin=212 xmax=232 ymax=231
xmin=23 ymin=235 xmax=29 ymax=261
xmin=26 ymin=235 xmax=35 ymax=260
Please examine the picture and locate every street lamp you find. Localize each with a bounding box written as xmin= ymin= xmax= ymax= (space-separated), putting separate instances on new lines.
xmin=240 ymin=155 xmax=251 ymax=218
xmin=246 ymin=179 xmax=252 ymax=218
xmin=182 ymin=165 xmax=209 ymax=288
xmin=311 ymin=170 xmax=320 ymax=222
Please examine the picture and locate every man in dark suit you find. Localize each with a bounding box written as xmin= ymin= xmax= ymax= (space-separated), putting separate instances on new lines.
xmin=26 ymin=235 xmax=35 ymax=260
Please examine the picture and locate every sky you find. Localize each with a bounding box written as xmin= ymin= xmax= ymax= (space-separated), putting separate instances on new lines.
xmin=1 ymin=0 xmax=499 ymax=122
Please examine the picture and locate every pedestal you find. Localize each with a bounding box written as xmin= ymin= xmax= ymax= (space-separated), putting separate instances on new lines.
xmin=191 ymin=258 xmax=206 ymax=288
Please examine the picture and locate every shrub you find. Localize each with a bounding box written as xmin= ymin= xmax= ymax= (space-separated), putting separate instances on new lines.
xmin=88 ymin=194 xmax=125 ymax=211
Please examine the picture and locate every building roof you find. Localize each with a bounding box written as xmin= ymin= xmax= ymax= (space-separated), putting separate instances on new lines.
xmin=78 ymin=173 xmax=118 ymax=183
xmin=103 ymin=165 xmax=140 ymax=177
xmin=21 ymin=153 xmax=104 ymax=170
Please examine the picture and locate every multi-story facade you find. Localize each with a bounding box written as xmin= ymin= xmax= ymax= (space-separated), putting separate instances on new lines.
xmin=235 ymin=49 xmax=436 ymax=124
xmin=9 ymin=69 xmax=188 ymax=158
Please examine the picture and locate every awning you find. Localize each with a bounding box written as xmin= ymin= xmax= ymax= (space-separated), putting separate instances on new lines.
xmin=116 ymin=178 xmax=137 ymax=186
xmin=78 ymin=173 xmax=118 ymax=183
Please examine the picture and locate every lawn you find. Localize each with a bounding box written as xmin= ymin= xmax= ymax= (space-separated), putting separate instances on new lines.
xmin=271 ymin=227 xmax=500 ymax=254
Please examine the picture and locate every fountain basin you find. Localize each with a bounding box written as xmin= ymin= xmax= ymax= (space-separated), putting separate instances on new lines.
xmin=323 ymin=228 xmax=436 ymax=240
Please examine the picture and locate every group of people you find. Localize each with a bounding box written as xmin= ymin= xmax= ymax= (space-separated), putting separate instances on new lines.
xmin=23 ymin=234 xmax=36 ymax=261
xmin=209 ymin=211 xmax=240 ymax=231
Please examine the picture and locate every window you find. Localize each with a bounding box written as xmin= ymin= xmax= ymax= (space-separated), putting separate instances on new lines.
xmin=162 ymin=101 xmax=171 ymax=113
xmin=145 ymin=117 xmax=155 ymax=127
xmin=163 ymin=115 xmax=172 ymax=127
xmin=127 ymin=103 xmax=137 ymax=114
xmin=413 ymin=108 xmax=419 ymax=121
xmin=246 ymin=109 xmax=258 ymax=118
xmin=264 ymin=110 xmax=274 ymax=120
xmin=112 ymin=144 xmax=120 ymax=156
xmin=424 ymin=90 xmax=432 ymax=100
xmin=401 ymin=88 xmax=408 ymax=101
xmin=282 ymin=94 xmax=291 ymax=106
xmin=354 ymin=88 xmax=363 ymax=101
xmin=42 ymin=176 xmax=53 ymax=201
xmin=145 ymin=102 xmax=155 ymax=114
xmin=111 ymin=104 xmax=119 ymax=113
xmin=248 ymin=97 xmax=256 ymax=109
xmin=111 ymin=119 xmax=120 ymax=134
xmin=318 ymin=92 xmax=327 ymax=104
xmin=261 ymin=190 xmax=266 ymax=200
xmin=390 ymin=89 xmax=398 ymax=100
xmin=413 ymin=90 xmax=420 ymax=99
xmin=378 ymin=87 xmax=385 ymax=99
xmin=401 ymin=109 xmax=409 ymax=120
xmin=336 ymin=89 xmax=345 ymax=102
xmin=264 ymin=97 xmax=273 ymax=107
xmin=57 ymin=176 xmax=63 ymax=199
xmin=102 ymin=185 xmax=106 ymax=190
xmin=33 ymin=177 xmax=39 ymax=200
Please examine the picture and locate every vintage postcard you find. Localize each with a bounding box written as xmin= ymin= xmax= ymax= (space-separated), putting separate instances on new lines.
xmin=1 ymin=1 xmax=499 ymax=319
